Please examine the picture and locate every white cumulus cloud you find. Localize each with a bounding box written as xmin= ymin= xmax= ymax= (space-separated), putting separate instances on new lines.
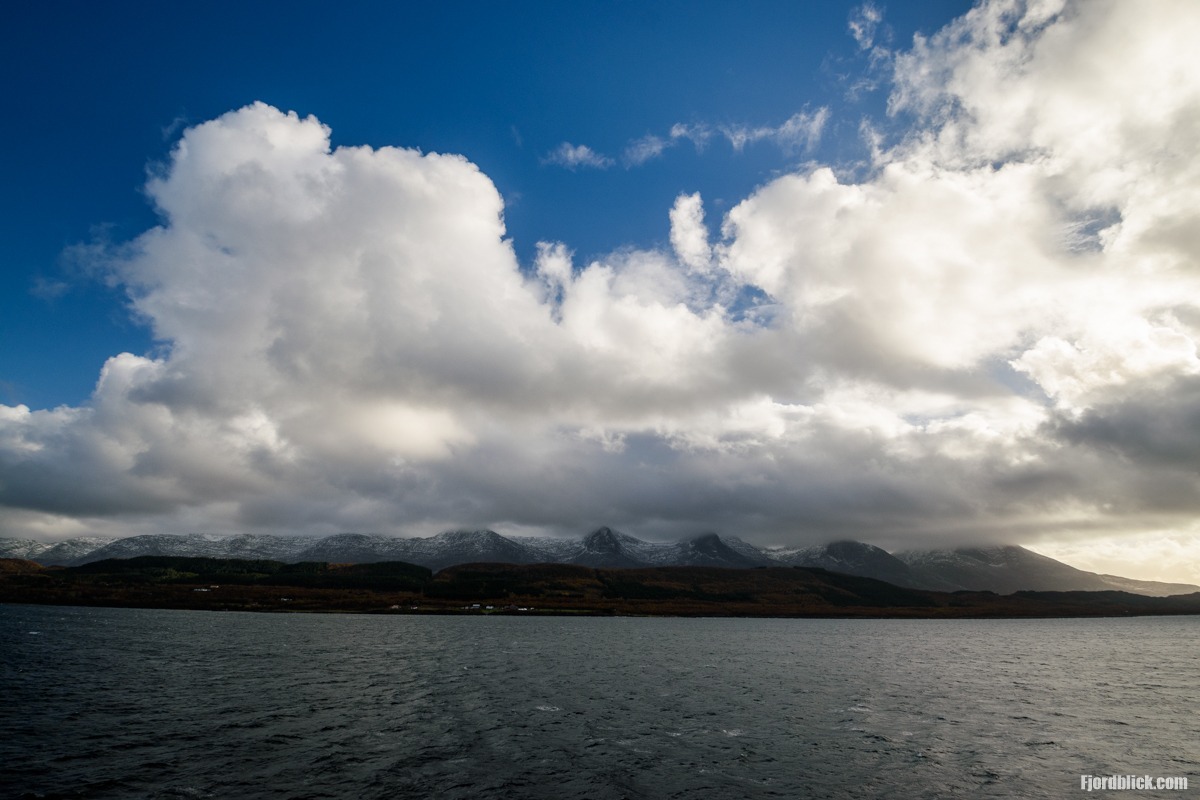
xmin=4 ymin=1 xmax=1200 ymax=576
xmin=669 ymin=193 xmax=713 ymax=273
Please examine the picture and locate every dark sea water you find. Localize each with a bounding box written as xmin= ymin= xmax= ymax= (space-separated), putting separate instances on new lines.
xmin=1 ymin=606 xmax=1197 ymax=799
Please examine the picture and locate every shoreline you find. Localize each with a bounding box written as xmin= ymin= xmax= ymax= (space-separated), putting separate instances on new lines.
xmin=5 ymin=556 xmax=1200 ymax=620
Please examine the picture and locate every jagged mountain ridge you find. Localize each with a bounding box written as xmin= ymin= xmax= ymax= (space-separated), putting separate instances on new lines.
xmin=9 ymin=527 xmax=775 ymax=571
xmin=4 ymin=530 xmax=1196 ymax=597
xmin=551 ymin=527 xmax=777 ymax=569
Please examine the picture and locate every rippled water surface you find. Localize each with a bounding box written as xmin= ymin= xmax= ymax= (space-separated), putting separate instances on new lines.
xmin=2 ymin=606 xmax=1197 ymax=799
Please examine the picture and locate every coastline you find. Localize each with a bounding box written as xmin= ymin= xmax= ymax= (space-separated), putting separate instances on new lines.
xmin=4 ymin=556 xmax=1200 ymax=620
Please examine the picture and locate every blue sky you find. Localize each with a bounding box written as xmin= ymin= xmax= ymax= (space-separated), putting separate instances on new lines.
xmin=3 ymin=1 xmax=1200 ymax=584
xmin=2 ymin=0 xmax=968 ymax=409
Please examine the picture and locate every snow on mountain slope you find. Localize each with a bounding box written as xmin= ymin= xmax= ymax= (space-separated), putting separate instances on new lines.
xmin=390 ymin=530 xmax=543 ymax=571
xmin=721 ymin=536 xmax=778 ymax=566
xmin=765 ymin=540 xmax=930 ymax=589
xmin=568 ymin=527 xmax=653 ymax=568
xmin=671 ymin=533 xmax=775 ymax=568
xmin=505 ymin=535 xmax=580 ymax=563
xmin=36 ymin=537 xmax=119 ymax=565
xmin=84 ymin=533 xmax=248 ymax=563
xmin=0 ymin=538 xmax=51 ymax=560
xmin=215 ymin=534 xmax=308 ymax=561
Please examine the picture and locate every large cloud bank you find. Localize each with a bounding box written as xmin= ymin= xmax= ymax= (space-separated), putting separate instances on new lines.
xmin=4 ymin=0 xmax=1200 ymax=570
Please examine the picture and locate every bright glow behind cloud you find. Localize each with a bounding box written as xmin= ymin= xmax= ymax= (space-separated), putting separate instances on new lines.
xmin=3 ymin=1 xmax=1200 ymax=572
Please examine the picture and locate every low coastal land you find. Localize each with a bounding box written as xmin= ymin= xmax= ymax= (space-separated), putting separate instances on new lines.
xmin=3 ymin=556 xmax=1200 ymax=618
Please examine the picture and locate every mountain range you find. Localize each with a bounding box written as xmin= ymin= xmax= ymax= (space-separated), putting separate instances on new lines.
xmin=1 ymin=528 xmax=1194 ymax=597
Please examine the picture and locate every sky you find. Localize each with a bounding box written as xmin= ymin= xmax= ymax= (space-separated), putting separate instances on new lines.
xmin=3 ymin=0 xmax=1200 ymax=583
